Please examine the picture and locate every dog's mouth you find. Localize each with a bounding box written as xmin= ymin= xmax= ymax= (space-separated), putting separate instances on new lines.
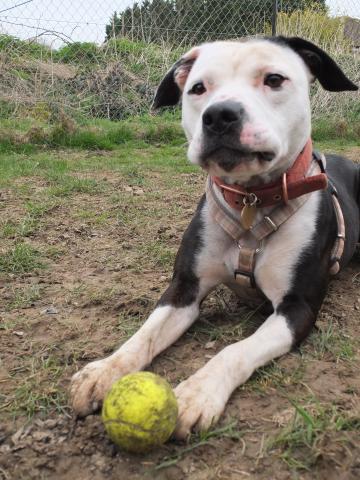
xmin=200 ymin=146 xmax=275 ymax=172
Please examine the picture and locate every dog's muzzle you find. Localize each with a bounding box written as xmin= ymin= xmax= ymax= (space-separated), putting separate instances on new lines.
xmin=202 ymin=100 xmax=245 ymax=136
xmin=200 ymin=100 xmax=274 ymax=172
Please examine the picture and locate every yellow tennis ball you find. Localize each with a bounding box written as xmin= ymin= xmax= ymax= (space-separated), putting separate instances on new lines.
xmin=102 ymin=372 xmax=178 ymax=453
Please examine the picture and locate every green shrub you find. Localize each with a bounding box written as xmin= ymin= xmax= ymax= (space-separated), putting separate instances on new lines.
xmin=55 ymin=42 xmax=103 ymax=65
xmin=0 ymin=34 xmax=50 ymax=59
xmin=272 ymin=8 xmax=350 ymax=52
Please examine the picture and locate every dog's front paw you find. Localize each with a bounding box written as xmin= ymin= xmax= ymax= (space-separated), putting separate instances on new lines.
xmin=70 ymin=357 xmax=132 ymax=417
xmin=173 ymin=371 xmax=228 ymax=440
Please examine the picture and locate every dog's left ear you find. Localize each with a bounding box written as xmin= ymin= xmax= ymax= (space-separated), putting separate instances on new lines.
xmin=152 ymin=47 xmax=200 ymax=109
xmin=275 ymin=36 xmax=358 ymax=92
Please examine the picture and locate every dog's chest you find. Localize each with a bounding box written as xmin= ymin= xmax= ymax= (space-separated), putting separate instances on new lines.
xmin=196 ymin=192 xmax=320 ymax=306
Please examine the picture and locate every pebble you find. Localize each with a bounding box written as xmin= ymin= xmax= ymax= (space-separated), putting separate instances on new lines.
xmin=32 ymin=430 xmax=52 ymax=443
xmin=13 ymin=331 xmax=24 ymax=337
xmin=41 ymin=306 xmax=58 ymax=315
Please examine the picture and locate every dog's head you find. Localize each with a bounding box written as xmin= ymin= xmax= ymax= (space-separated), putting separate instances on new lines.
xmin=153 ymin=37 xmax=358 ymax=185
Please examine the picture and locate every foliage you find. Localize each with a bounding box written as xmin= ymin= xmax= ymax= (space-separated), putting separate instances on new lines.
xmin=0 ymin=34 xmax=51 ymax=59
xmin=105 ymin=0 xmax=327 ymax=44
xmin=55 ymin=42 xmax=103 ymax=66
xmin=274 ymin=8 xmax=351 ymax=51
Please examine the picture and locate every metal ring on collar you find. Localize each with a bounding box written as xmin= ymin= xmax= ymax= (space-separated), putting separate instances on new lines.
xmin=243 ymin=193 xmax=258 ymax=206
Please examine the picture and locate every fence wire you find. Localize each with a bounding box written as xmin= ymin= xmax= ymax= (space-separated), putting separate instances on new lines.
xmin=0 ymin=0 xmax=359 ymax=121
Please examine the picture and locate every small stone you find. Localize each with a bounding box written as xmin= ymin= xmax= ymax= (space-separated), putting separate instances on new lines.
xmin=205 ymin=341 xmax=216 ymax=349
xmin=13 ymin=331 xmax=24 ymax=337
xmin=41 ymin=306 xmax=58 ymax=315
xmin=43 ymin=419 xmax=58 ymax=429
xmin=273 ymin=408 xmax=295 ymax=427
xmin=11 ymin=426 xmax=25 ymax=445
xmin=32 ymin=430 xmax=52 ymax=442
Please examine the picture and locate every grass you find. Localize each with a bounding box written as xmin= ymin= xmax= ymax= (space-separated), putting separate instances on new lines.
xmin=8 ymin=285 xmax=41 ymax=310
xmin=0 ymin=243 xmax=44 ymax=273
xmin=155 ymin=421 xmax=244 ymax=471
xmin=0 ymin=112 xmax=359 ymax=477
xmin=0 ymin=200 xmax=60 ymax=239
xmin=8 ymin=355 xmax=70 ymax=418
xmin=0 ymin=113 xmax=184 ymax=156
xmin=304 ymin=321 xmax=356 ymax=362
xmin=312 ymin=114 xmax=360 ymax=144
xmin=267 ymin=397 xmax=360 ymax=470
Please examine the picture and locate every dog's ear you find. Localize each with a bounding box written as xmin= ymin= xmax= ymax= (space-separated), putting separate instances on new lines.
xmin=275 ymin=36 xmax=358 ymax=92
xmin=152 ymin=47 xmax=200 ymax=109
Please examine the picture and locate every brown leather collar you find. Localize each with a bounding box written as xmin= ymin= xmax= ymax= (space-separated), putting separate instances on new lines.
xmin=212 ymin=139 xmax=328 ymax=209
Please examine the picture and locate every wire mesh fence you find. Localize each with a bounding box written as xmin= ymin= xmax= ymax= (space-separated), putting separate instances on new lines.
xmin=0 ymin=0 xmax=359 ymax=121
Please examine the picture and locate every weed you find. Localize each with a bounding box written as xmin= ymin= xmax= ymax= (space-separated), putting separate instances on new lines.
xmin=0 ymin=243 xmax=44 ymax=273
xmin=304 ymin=321 xmax=356 ymax=362
xmin=9 ymin=355 xmax=69 ymax=418
xmin=267 ymin=398 xmax=360 ymax=470
xmin=141 ymin=241 xmax=176 ymax=268
xmin=8 ymin=284 xmax=41 ymax=310
xmin=155 ymin=421 xmax=244 ymax=470
xmin=312 ymin=115 xmax=360 ymax=143
xmin=47 ymin=176 xmax=104 ymax=197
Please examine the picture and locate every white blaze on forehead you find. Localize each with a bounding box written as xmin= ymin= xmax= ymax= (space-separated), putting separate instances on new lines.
xmin=182 ymin=39 xmax=313 ymax=183
xmin=185 ymin=39 xmax=312 ymax=92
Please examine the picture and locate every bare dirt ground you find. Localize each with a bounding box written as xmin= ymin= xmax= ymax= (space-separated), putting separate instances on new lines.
xmin=0 ymin=146 xmax=359 ymax=480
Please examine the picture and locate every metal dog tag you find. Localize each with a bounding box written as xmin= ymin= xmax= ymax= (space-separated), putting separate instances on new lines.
xmin=241 ymin=194 xmax=258 ymax=230
xmin=241 ymin=204 xmax=257 ymax=230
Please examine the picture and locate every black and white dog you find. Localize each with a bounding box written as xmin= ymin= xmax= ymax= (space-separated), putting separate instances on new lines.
xmin=71 ymin=37 xmax=359 ymax=440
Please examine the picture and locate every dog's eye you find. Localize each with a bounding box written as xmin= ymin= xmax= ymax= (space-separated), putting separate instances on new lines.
xmin=264 ymin=74 xmax=286 ymax=89
xmin=188 ymin=82 xmax=206 ymax=95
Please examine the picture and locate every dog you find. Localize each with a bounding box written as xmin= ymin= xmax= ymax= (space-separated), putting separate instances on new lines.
xmin=70 ymin=37 xmax=359 ymax=440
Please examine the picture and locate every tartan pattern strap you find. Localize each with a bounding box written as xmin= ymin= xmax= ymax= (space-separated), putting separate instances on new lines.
xmin=234 ymin=246 xmax=257 ymax=288
xmin=206 ymin=176 xmax=244 ymax=241
xmin=329 ymin=194 xmax=345 ymax=275
xmin=250 ymin=195 xmax=308 ymax=241
xmin=205 ymin=158 xmax=335 ymax=290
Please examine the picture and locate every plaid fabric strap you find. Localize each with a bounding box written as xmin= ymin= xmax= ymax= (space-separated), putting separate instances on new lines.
xmin=329 ymin=194 xmax=345 ymax=275
xmin=205 ymin=158 xmax=326 ymax=289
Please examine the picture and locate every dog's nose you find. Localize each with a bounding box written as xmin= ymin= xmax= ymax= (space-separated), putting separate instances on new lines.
xmin=202 ymin=101 xmax=244 ymax=135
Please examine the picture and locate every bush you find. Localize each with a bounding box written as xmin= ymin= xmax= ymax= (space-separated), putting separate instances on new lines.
xmin=272 ymin=8 xmax=349 ymax=51
xmin=55 ymin=42 xmax=103 ymax=66
xmin=0 ymin=34 xmax=50 ymax=60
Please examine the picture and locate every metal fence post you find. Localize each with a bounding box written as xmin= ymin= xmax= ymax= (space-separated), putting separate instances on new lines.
xmin=272 ymin=0 xmax=278 ymax=36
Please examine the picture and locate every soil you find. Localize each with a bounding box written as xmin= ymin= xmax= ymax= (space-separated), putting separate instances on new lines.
xmin=0 ymin=150 xmax=359 ymax=480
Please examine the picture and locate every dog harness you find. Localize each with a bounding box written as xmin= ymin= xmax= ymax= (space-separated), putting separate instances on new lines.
xmin=206 ymin=140 xmax=345 ymax=289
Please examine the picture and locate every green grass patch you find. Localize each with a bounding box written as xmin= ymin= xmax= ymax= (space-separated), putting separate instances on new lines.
xmin=0 ymin=243 xmax=44 ymax=273
xmin=0 ymin=112 xmax=184 ymax=154
xmin=141 ymin=241 xmax=176 ymax=268
xmin=312 ymin=115 xmax=360 ymax=144
xmin=303 ymin=321 xmax=356 ymax=362
xmin=8 ymin=285 xmax=41 ymax=310
xmin=46 ymin=175 xmax=104 ymax=197
xmin=0 ymin=199 xmax=60 ymax=239
xmin=268 ymin=398 xmax=360 ymax=470
xmin=155 ymin=421 xmax=244 ymax=471
xmin=0 ymin=34 xmax=51 ymax=60
xmin=8 ymin=355 xmax=68 ymax=418
xmin=0 ymin=217 xmax=39 ymax=238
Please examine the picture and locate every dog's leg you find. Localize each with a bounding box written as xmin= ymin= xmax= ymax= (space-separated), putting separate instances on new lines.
xmin=70 ymin=199 xmax=223 ymax=417
xmin=174 ymin=299 xmax=316 ymax=439
xmin=71 ymin=299 xmax=203 ymax=417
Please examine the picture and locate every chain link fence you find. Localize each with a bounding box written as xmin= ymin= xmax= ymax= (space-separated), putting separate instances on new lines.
xmin=0 ymin=0 xmax=359 ymax=121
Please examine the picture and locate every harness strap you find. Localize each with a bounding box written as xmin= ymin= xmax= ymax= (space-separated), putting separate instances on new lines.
xmin=329 ymin=194 xmax=345 ymax=275
xmin=206 ymin=152 xmax=346 ymax=290
xmin=234 ymin=246 xmax=257 ymax=288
